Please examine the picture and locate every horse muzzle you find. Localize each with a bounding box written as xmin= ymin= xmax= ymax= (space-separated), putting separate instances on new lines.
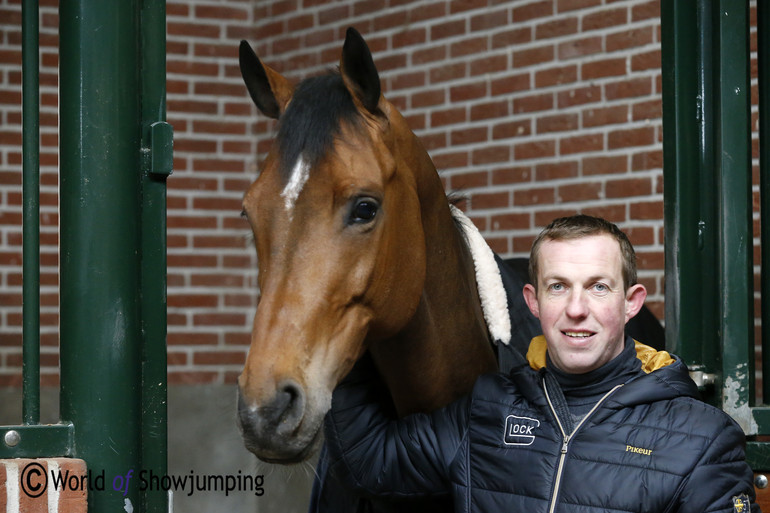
xmin=236 ymin=380 xmax=323 ymax=464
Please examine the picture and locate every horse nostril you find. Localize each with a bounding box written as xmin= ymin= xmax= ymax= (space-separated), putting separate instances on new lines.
xmin=238 ymin=380 xmax=306 ymax=438
xmin=274 ymin=380 xmax=305 ymax=432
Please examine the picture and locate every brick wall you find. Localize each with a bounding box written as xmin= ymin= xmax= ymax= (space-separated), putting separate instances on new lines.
xmin=167 ymin=0 xmax=668 ymax=384
xmin=0 ymin=0 xmax=759 ymax=385
xmin=0 ymin=458 xmax=88 ymax=513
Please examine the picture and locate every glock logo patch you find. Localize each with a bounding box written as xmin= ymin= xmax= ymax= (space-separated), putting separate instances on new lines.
xmin=503 ymin=415 xmax=540 ymax=446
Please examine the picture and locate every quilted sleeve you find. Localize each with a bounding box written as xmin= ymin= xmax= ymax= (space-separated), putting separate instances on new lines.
xmin=673 ymin=417 xmax=759 ymax=513
xmin=323 ymin=357 xmax=470 ymax=499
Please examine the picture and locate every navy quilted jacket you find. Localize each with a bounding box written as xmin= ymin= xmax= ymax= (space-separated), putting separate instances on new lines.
xmin=324 ymin=340 xmax=759 ymax=513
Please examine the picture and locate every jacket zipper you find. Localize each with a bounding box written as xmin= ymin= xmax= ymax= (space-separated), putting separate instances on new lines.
xmin=543 ymin=382 xmax=624 ymax=513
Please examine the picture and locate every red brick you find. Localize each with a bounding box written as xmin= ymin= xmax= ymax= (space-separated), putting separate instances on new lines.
xmin=513 ymin=0 xmax=553 ymax=22
xmin=535 ymin=65 xmax=578 ymax=88
xmin=490 ymin=213 xmax=530 ymax=230
xmin=558 ymin=0 xmax=601 ymax=12
xmin=514 ymin=187 xmax=555 ymax=207
xmin=432 ymin=151 xmax=468 ymax=170
xmin=559 ymin=133 xmax=603 ymax=155
xmin=582 ymin=204 xmax=626 ymax=223
xmin=536 ymin=17 xmax=579 ymax=39
xmin=582 ymin=57 xmax=626 ymax=79
xmin=168 ymin=22 xmax=220 ymax=39
xmin=558 ymin=36 xmax=602 ymax=60
xmin=430 ymin=107 xmax=466 ymax=127
xmin=537 ymin=113 xmax=579 ymax=133
xmin=193 ymin=351 xmax=247 ymax=366
xmin=429 ymin=62 xmax=466 ymax=83
xmin=470 ymin=54 xmax=508 ymax=75
xmin=514 ymin=140 xmax=556 ymax=160
xmin=471 ymin=9 xmax=511 ymax=32
xmin=492 ymin=166 xmax=533 ymax=185
xmin=492 ymin=119 xmax=531 ymax=139
xmin=195 ymin=5 xmax=249 ymax=20
xmin=582 ymin=7 xmax=628 ymax=31
xmin=606 ymin=177 xmax=653 ymax=198
xmin=168 ymin=294 xmax=219 ymax=308
xmin=450 ymin=83 xmax=487 ymax=102
xmin=606 ymin=26 xmax=654 ymax=52
xmin=471 ymin=100 xmax=510 ymax=121
xmin=630 ymin=200 xmax=664 ymax=220
xmin=583 ymin=155 xmax=628 ymax=175
xmin=608 ymin=126 xmax=655 ymax=149
xmin=169 ymin=371 xmax=220 ymax=385
xmin=557 ymin=85 xmax=601 ymax=108
xmin=487 ymin=237 xmax=509 ymax=255
xmin=390 ymin=71 xmax=425 ymax=90
xmin=491 ymin=27 xmax=532 ymax=48
xmin=430 ymin=19 xmax=465 ymax=40
xmin=513 ymin=45 xmax=554 ymax=67
xmin=513 ymin=92 xmax=553 ymax=114
xmin=168 ymin=332 xmax=219 ymax=346
xmin=632 ymin=150 xmax=663 ymax=171
xmin=632 ymin=98 xmax=662 ymax=121
xmin=558 ymin=182 xmax=601 ymax=202
xmin=451 ymin=127 xmax=488 ymax=146
xmin=583 ymin=105 xmax=628 ymax=127
xmin=413 ymin=45 xmax=447 ymax=65
xmin=632 ymin=1 xmax=660 ymax=22
xmin=491 ymin=73 xmax=530 ymax=96
xmin=471 ymin=191 xmax=510 ymax=210
xmin=631 ymin=49 xmax=661 ymax=72
xmin=605 ymin=77 xmax=653 ymax=100
xmin=535 ymin=161 xmax=579 ymax=181
xmin=472 ymin=145 xmax=511 ymax=165
xmin=393 ymin=27 xmax=427 ymax=48
xmin=408 ymin=2 xmax=448 ymax=23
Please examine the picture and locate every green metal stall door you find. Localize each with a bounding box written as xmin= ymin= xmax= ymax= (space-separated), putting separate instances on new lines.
xmin=1 ymin=0 xmax=172 ymax=512
xmin=661 ymin=0 xmax=770 ymax=470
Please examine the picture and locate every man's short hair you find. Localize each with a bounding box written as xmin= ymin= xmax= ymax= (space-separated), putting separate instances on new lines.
xmin=528 ymin=215 xmax=637 ymax=291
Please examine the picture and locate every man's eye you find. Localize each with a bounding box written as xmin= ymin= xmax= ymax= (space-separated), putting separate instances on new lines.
xmin=593 ymin=283 xmax=609 ymax=293
xmin=548 ymin=283 xmax=564 ymax=292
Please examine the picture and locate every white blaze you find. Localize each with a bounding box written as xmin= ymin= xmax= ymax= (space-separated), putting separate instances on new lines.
xmin=281 ymin=156 xmax=311 ymax=214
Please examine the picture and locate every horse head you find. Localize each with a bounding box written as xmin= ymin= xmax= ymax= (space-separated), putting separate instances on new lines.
xmin=236 ymin=28 xmax=434 ymax=463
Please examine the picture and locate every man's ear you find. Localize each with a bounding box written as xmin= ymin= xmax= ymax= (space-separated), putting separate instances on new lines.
xmin=523 ymin=283 xmax=540 ymax=319
xmin=624 ymin=283 xmax=647 ymax=322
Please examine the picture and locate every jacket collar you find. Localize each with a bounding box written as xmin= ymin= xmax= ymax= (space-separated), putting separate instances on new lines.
xmin=525 ymin=335 xmax=675 ymax=374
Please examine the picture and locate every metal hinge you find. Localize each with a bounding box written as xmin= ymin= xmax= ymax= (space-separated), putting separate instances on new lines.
xmin=689 ymin=369 xmax=717 ymax=389
xmin=142 ymin=121 xmax=174 ymax=177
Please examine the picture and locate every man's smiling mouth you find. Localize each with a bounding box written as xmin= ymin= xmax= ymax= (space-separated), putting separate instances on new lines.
xmin=563 ymin=331 xmax=594 ymax=339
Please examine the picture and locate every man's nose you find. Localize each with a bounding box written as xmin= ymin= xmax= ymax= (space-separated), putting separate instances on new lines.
xmin=565 ymin=290 xmax=589 ymax=318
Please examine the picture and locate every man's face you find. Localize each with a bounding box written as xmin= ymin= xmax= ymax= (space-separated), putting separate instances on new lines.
xmin=523 ymin=234 xmax=647 ymax=374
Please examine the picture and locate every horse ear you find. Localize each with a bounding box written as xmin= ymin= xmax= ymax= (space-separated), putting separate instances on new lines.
xmin=340 ymin=27 xmax=381 ymax=113
xmin=239 ymin=40 xmax=293 ymax=119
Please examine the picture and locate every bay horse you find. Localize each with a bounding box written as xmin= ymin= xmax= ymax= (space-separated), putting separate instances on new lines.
xmin=236 ymin=27 xmax=527 ymax=509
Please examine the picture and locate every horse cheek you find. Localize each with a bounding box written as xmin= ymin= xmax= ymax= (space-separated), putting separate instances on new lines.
xmin=369 ymin=217 xmax=426 ymax=338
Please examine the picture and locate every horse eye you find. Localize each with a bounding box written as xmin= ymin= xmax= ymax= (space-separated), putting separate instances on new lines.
xmin=349 ymin=199 xmax=379 ymax=224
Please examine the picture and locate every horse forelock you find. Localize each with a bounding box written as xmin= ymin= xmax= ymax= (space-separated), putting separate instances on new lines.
xmin=275 ymin=73 xmax=363 ymax=190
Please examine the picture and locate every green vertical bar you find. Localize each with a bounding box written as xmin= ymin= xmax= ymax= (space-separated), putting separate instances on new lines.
xmin=758 ymin=0 xmax=770 ymax=403
xmin=140 ymin=0 xmax=170 ymax=510
xmin=715 ymin=0 xmax=754 ymax=417
xmin=662 ymin=0 xmax=718 ymax=371
xmin=21 ymin=0 xmax=40 ymax=426
xmin=59 ymin=0 xmax=143 ymax=510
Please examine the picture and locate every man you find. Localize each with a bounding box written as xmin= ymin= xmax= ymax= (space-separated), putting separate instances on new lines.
xmin=324 ymin=215 xmax=759 ymax=513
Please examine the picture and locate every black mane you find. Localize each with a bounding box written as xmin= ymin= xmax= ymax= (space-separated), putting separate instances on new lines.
xmin=276 ymin=73 xmax=362 ymax=182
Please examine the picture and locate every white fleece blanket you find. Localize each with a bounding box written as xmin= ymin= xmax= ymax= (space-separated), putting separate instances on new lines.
xmin=449 ymin=205 xmax=512 ymax=346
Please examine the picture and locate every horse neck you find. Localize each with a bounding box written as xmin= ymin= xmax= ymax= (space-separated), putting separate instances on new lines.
xmin=368 ymin=165 xmax=499 ymax=417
